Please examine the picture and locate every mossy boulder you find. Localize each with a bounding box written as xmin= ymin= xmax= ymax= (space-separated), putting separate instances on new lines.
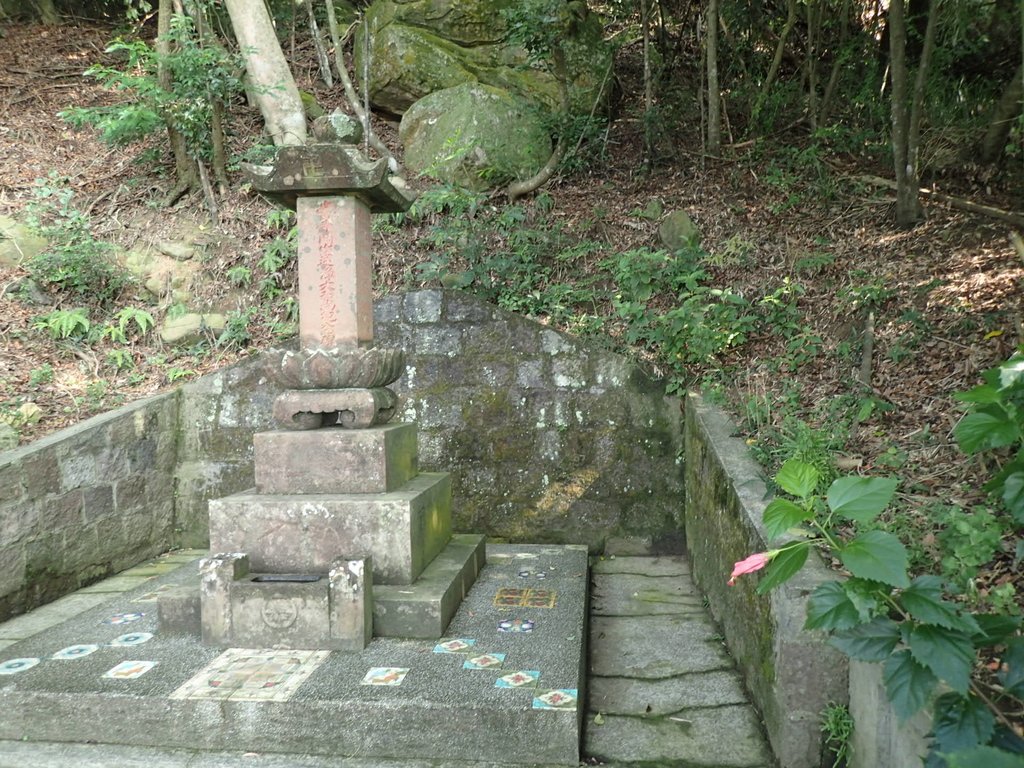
xmin=399 ymin=83 xmax=551 ymax=187
xmin=356 ymin=0 xmax=612 ymax=116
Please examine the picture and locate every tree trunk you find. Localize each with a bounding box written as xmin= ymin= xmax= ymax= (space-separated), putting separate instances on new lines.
xmin=888 ymin=0 xmax=939 ymax=227
xmin=33 ymin=0 xmax=57 ymax=24
xmin=642 ymin=0 xmax=653 ymax=164
xmin=223 ymin=0 xmax=307 ymax=146
xmin=751 ymin=0 xmax=796 ymax=127
xmin=706 ymin=0 xmax=720 ymax=153
xmin=805 ymin=0 xmax=821 ymax=132
xmin=980 ymin=63 xmax=1023 ymax=164
xmin=818 ymin=0 xmax=851 ymax=125
xmin=157 ymin=0 xmax=200 ymax=196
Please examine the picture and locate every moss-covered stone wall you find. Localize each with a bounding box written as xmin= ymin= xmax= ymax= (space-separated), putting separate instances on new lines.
xmin=0 ymin=393 xmax=178 ymax=621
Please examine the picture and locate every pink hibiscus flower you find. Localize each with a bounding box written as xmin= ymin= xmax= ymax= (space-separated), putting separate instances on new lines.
xmin=727 ymin=551 xmax=776 ymax=586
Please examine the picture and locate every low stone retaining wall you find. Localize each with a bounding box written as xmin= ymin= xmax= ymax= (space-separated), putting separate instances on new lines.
xmin=0 ymin=394 xmax=178 ymax=620
xmin=1 ymin=290 xmax=683 ymax=619
xmin=683 ymin=393 xmax=930 ymax=768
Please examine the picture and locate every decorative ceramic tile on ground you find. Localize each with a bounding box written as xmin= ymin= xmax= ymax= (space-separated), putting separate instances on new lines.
xmin=103 ymin=612 xmax=145 ymax=625
xmin=110 ymin=632 xmax=153 ymax=647
xmin=513 ymin=553 xmax=539 ymax=559
xmin=532 ymin=689 xmax=578 ymax=711
xmin=493 ymin=588 xmax=557 ymax=609
xmin=496 ymin=670 xmax=539 ymax=689
xmin=463 ymin=653 xmax=505 ymax=670
xmin=52 ymin=644 xmax=100 ymax=660
xmin=361 ymin=667 xmax=409 ymax=686
xmin=169 ymin=648 xmax=329 ymax=702
xmin=488 ymin=553 xmax=512 ymax=562
xmin=133 ymin=584 xmax=174 ymax=603
xmin=0 ymin=657 xmax=40 ymax=675
xmin=497 ymin=618 xmax=535 ymax=633
xmin=517 ymin=570 xmax=547 ymax=579
xmin=104 ymin=660 xmax=156 ymax=680
xmin=433 ymin=638 xmax=476 ymax=654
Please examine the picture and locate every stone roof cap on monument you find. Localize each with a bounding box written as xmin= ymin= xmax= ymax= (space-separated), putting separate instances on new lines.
xmin=242 ymin=144 xmax=414 ymax=214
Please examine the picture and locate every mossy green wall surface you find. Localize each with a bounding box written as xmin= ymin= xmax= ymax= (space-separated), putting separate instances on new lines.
xmin=684 ymin=393 xmax=848 ymax=768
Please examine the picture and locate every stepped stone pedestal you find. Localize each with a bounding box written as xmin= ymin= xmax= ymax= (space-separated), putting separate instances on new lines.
xmin=161 ymin=131 xmax=484 ymax=650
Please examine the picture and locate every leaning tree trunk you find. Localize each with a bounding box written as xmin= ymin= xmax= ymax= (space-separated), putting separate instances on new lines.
xmin=751 ymin=0 xmax=796 ymax=128
xmin=888 ymin=0 xmax=939 ymax=227
xmin=157 ymin=0 xmax=200 ymax=199
xmin=706 ymin=0 xmax=721 ymax=152
xmin=222 ymin=0 xmax=307 ymax=146
xmin=980 ymin=63 xmax=1023 ymax=163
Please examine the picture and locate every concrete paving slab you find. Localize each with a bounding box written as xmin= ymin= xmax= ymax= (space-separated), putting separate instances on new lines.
xmin=601 ymin=537 xmax=653 ymax=556
xmin=0 ymin=544 xmax=587 ymax=766
xmin=591 ymin=572 xmax=705 ymax=616
xmin=589 ymin=670 xmax=750 ymax=715
xmin=590 ymin=615 xmax=732 ymax=678
xmin=0 ymin=740 xmax=569 ymax=768
xmin=0 ymin=593 xmax=111 ymax=640
xmin=77 ymin=574 xmax=156 ymax=594
xmin=592 ymin=555 xmax=690 ymax=577
xmin=584 ymin=706 xmax=775 ymax=767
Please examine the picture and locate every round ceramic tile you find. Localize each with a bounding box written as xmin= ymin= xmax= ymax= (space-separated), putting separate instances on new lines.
xmin=52 ymin=644 xmax=100 ymax=660
xmin=110 ymin=632 xmax=153 ymax=647
xmin=0 ymin=657 xmax=40 ymax=675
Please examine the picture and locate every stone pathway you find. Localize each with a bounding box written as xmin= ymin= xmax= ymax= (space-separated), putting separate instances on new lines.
xmin=0 ymin=547 xmax=775 ymax=768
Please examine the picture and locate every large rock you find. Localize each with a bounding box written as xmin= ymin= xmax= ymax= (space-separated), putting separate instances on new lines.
xmin=399 ymin=83 xmax=551 ymax=187
xmin=0 ymin=215 xmax=48 ymax=268
xmin=356 ymin=0 xmax=612 ymax=116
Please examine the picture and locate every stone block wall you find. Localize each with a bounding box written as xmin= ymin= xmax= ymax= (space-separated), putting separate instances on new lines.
xmin=683 ymin=393 xmax=848 ymax=768
xmin=374 ymin=290 xmax=684 ymax=550
xmin=0 ymin=290 xmax=683 ymax=619
xmin=0 ymin=393 xmax=178 ymax=621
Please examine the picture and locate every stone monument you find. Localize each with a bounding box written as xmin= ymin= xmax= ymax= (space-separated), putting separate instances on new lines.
xmin=182 ymin=116 xmax=486 ymax=650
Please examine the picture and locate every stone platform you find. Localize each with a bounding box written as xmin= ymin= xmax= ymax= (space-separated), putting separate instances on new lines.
xmin=0 ymin=544 xmax=588 ymax=766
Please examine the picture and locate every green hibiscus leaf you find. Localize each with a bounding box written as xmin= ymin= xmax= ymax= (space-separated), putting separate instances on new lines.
xmin=997 ymin=637 xmax=1024 ymax=697
xmin=805 ymin=581 xmax=860 ymax=631
xmin=954 ymin=408 xmax=1019 ymax=454
xmin=900 ymin=576 xmax=980 ymax=635
xmin=826 ymin=476 xmax=899 ymax=524
xmin=945 ymin=746 xmax=1024 ymax=768
xmin=883 ymin=649 xmax=938 ymax=721
xmin=1001 ymin=470 xmax=1024 ymax=524
xmin=908 ymin=625 xmax=974 ymax=694
xmin=830 ymin=617 xmax=901 ymax=661
xmin=932 ymin=692 xmax=996 ymax=758
xmin=754 ymin=543 xmax=809 ymax=595
xmin=775 ymin=459 xmax=819 ymax=499
xmin=763 ymin=498 xmax=810 ymax=540
xmin=971 ymin=614 xmax=1022 ymax=647
xmin=839 ymin=531 xmax=910 ymax=588
xmin=953 ymin=383 xmax=1001 ymax=405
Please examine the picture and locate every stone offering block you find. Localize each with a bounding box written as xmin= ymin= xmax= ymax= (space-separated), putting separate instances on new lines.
xmin=200 ymin=553 xmax=372 ymax=651
xmin=208 ymin=473 xmax=452 ymax=585
xmin=255 ymin=423 xmax=417 ymax=494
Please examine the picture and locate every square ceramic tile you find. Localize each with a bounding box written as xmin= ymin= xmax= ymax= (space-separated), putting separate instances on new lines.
xmin=497 ymin=618 xmax=535 ymax=633
xmin=493 ymin=588 xmax=556 ymax=609
xmin=169 ymin=648 xmax=329 ymax=702
xmin=361 ymin=667 xmax=409 ymax=686
xmin=532 ymin=689 xmax=577 ymax=711
xmin=104 ymin=660 xmax=156 ymax=680
xmin=496 ymin=670 xmax=539 ymax=689
xmin=463 ymin=653 xmax=505 ymax=670
xmin=433 ymin=638 xmax=476 ymax=654
xmin=133 ymin=584 xmax=175 ymax=603
xmin=102 ymin=612 xmax=145 ymax=625
xmin=52 ymin=644 xmax=100 ymax=660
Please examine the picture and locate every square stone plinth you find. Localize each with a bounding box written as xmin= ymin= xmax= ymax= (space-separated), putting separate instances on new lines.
xmin=254 ymin=424 xmax=417 ymax=494
xmin=208 ymin=473 xmax=452 ymax=585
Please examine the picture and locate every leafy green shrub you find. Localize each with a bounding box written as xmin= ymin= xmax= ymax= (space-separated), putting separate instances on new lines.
xmin=24 ymin=175 xmax=130 ymax=306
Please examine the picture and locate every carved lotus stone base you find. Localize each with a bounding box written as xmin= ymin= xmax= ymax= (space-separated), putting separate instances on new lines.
xmin=273 ymin=387 xmax=398 ymax=430
xmin=265 ymin=347 xmax=405 ymax=389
